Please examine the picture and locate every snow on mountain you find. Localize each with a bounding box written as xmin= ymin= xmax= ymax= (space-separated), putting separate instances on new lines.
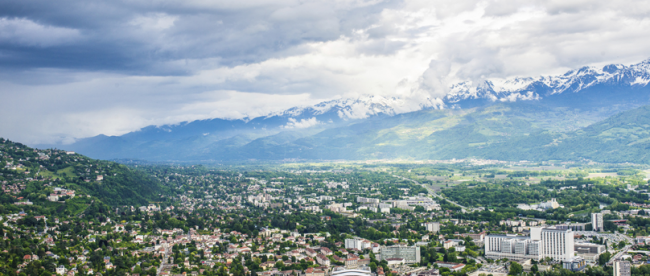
xmin=268 ymin=95 xmax=445 ymax=121
xmin=445 ymin=59 xmax=650 ymax=103
xmin=261 ymin=59 xmax=650 ymax=125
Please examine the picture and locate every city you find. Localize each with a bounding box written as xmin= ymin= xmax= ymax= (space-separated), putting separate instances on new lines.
xmin=2 ymin=138 xmax=650 ymax=276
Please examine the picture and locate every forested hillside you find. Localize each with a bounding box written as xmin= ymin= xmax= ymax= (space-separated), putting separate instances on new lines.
xmin=0 ymin=138 xmax=166 ymax=208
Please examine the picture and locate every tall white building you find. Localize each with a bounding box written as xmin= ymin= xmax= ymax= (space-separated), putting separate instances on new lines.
xmin=540 ymin=227 xmax=575 ymax=261
xmin=345 ymin=239 xmax=363 ymax=250
xmin=485 ymin=227 xmax=574 ymax=261
xmin=614 ymin=260 xmax=631 ymax=276
xmin=345 ymin=238 xmax=372 ymax=250
xmin=422 ymin=222 xmax=440 ymax=233
xmin=592 ymin=213 xmax=604 ymax=232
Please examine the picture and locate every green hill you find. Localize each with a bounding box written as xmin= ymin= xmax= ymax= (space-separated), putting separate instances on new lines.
xmin=0 ymin=138 xmax=166 ymax=207
xmin=535 ymin=105 xmax=650 ymax=163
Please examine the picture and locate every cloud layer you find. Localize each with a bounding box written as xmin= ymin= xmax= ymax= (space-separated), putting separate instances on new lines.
xmin=1 ymin=0 xmax=650 ymax=144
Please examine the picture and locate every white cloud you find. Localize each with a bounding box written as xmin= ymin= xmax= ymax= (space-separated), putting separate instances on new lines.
xmin=283 ymin=117 xmax=321 ymax=129
xmin=1 ymin=0 xmax=650 ymax=144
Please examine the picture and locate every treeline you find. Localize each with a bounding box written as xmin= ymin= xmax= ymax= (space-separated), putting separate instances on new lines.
xmin=506 ymin=170 xmax=588 ymax=178
xmin=442 ymin=178 xmax=648 ymax=212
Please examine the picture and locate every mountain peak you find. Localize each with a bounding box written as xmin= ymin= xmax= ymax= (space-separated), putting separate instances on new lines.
xmin=265 ymin=94 xmax=444 ymax=121
xmin=254 ymin=58 xmax=650 ymax=124
xmin=444 ymin=58 xmax=650 ymax=104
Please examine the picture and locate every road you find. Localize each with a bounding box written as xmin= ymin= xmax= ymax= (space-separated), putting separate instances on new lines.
xmin=606 ymin=233 xmax=634 ymax=265
xmin=608 ymin=244 xmax=632 ymax=265
xmin=157 ymin=246 xmax=172 ymax=275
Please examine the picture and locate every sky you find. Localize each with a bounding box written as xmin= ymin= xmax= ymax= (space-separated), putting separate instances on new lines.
xmin=0 ymin=0 xmax=649 ymax=145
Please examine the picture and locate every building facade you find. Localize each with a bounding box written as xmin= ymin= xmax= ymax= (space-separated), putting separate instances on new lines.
xmin=422 ymin=222 xmax=441 ymax=233
xmin=592 ymin=213 xmax=604 ymax=232
xmin=357 ymin=197 xmax=380 ymax=204
xmin=380 ymin=245 xmax=421 ymax=264
xmin=614 ymin=260 xmax=631 ymax=276
xmin=345 ymin=238 xmax=372 ymax=250
xmin=331 ymin=266 xmax=372 ymax=276
xmin=346 ymin=239 xmax=363 ymax=250
xmin=485 ymin=227 xmax=574 ymax=261
xmin=562 ymin=257 xmax=586 ymax=271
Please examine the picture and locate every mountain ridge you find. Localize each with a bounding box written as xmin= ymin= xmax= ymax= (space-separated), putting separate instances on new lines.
xmin=38 ymin=58 xmax=650 ymax=162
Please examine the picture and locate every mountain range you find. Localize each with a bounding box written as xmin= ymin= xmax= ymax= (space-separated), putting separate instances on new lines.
xmin=40 ymin=59 xmax=650 ymax=163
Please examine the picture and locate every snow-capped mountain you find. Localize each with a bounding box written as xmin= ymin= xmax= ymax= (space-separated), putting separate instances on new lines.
xmin=53 ymin=58 xmax=650 ymax=161
xmin=444 ymin=59 xmax=650 ymax=105
xmin=261 ymin=59 xmax=650 ymax=121
xmin=268 ymin=95 xmax=444 ymax=121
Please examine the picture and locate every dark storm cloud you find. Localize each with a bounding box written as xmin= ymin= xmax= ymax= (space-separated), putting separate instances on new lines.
xmin=0 ymin=0 xmax=400 ymax=74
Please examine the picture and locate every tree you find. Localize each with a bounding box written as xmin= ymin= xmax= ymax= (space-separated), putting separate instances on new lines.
xmin=598 ymin=252 xmax=612 ymax=265
xmin=604 ymin=221 xmax=618 ymax=232
xmin=508 ymin=262 xmax=523 ymax=275
xmin=369 ymin=262 xmax=377 ymax=272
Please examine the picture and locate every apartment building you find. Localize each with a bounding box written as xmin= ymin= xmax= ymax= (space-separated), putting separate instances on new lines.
xmin=485 ymin=227 xmax=574 ymax=261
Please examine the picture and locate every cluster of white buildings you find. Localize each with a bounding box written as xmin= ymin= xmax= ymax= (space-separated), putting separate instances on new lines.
xmin=138 ymin=204 xmax=160 ymax=212
xmin=324 ymin=181 xmax=349 ymax=189
xmin=421 ymin=222 xmax=440 ymax=233
xmin=485 ymin=226 xmax=575 ymax=261
xmin=344 ymin=238 xmax=379 ymax=253
xmin=247 ymin=194 xmax=275 ymax=207
xmin=355 ymin=196 xmax=440 ymax=214
xmin=387 ymin=197 xmax=441 ymax=211
xmin=327 ymin=203 xmax=353 ymax=213
xmin=48 ymin=187 xmax=75 ymax=202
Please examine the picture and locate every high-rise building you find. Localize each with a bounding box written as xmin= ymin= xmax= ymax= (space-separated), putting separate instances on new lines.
xmin=540 ymin=227 xmax=575 ymax=261
xmin=614 ymin=260 xmax=631 ymax=276
xmin=380 ymin=245 xmax=421 ymax=264
xmin=592 ymin=213 xmax=604 ymax=232
xmin=485 ymin=227 xmax=574 ymax=261
xmin=345 ymin=239 xmax=362 ymax=250
xmin=422 ymin=222 xmax=440 ymax=233
xmin=345 ymin=238 xmax=372 ymax=250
